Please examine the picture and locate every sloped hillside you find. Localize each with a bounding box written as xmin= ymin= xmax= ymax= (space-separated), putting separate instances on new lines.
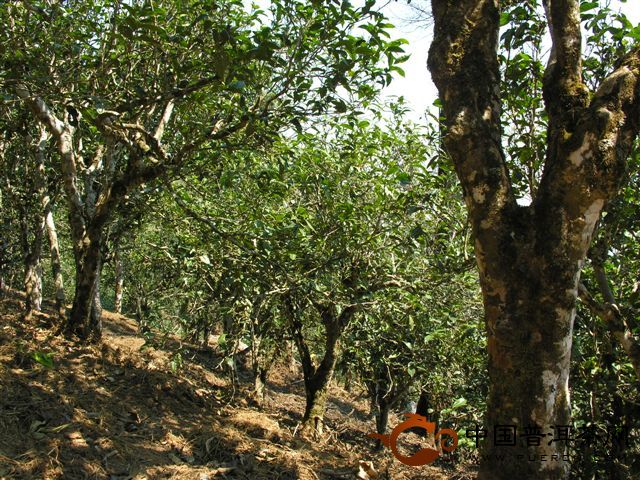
xmin=0 ymin=291 xmax=472 ymax=480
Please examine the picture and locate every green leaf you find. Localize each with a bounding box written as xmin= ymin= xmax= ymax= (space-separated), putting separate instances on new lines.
xmin=32 ymin=351 xmax=54 ymax=369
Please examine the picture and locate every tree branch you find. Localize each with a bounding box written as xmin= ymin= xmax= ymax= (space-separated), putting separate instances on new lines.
xmin=428 ymin=0 xmax=514 ymax=222
xmin=13 ymin=83 xmax=86 ymax=227
xmin=535 ymin=47 xmax=640 ymax=253
xmin=13 ymin=83 xmax=65 ymax=137
xmin=578 ymin=281 xmax=640 ymax=382
xmin=153 ymin=100 xmax=175 ymax=142
xmin=542 ymin=0 xmax=588 ymax=134
xmin=114 ymin=75 xmax=220 ymax=114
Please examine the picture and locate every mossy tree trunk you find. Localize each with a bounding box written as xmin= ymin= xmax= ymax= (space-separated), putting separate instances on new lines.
xmin=428 ymin=0 xmax=640 ymax=478
xmin=45 ymin=207 xmax=65 ymax=320
xmin=113 ymin=242 xmax=124 ymax=314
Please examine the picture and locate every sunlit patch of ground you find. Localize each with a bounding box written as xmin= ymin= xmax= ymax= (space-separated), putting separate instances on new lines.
xmin=0 ymin=290 xmax=475 ymax=479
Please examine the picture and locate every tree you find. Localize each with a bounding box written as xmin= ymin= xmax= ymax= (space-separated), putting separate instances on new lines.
xmin=427 ymin=0 xmax=640 ymax=478
xmin=2 ymin=0 xmax=401 ymax=340
xmin=0 ymin=104 xmax=65 ymax=319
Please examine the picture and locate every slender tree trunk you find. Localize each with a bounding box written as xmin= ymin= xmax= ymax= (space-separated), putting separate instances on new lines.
xmin=22 ymin=227 xmax=43 ymax=319
xmin=286 ymin=340 xmax=297 ymax=374
xmin=287 ymin=300 xmax=355 ymax=436
xmin=343 ymin=369 xmax=353 ymax=393
xmin=21 ymin=125 xmax=50 ymax=319
xmin=252 ymin=365 xmax=269 ymax=406
xmin=415 ymin=389 xmax=430 ymax=418
xmin=20 ymin=205 xmax=44 ymax=319
xmin=0 ymin=217 xmax=8 ymax=297
xmin=373 ymin=391 xmax=390 ymax=451
xmin=113 ymin=243 xmax=124 ymax=314
xmin=45 ymin=208 xmax=66 ymax=319
xmin=407 ymin=389 xmax=432 ymax=437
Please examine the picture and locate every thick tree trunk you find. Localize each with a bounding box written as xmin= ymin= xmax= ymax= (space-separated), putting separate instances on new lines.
xmin=293 ymin=314 xmax=337 ymax=435
xmin=113 ymin=244 xmax=124 ymax=314
xmin=68 ymin=228 xmax=103 ymax=340
xmin=45 ymin=208 xmax=66 ymax=319
xmin=476 ymin=261 xmax=577 ymax=478
xmin=301 ymin=365 xmax=333 ymax=435
xmin=428 ymin=1 xmax=640 ymax=478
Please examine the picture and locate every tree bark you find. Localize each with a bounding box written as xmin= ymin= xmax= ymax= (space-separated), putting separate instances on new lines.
xmin=13 ymin=86 xmax=175 ymax=341
xmin=372 ymin=385 xmax=390 ymax=451
xmin=68 ymin=228 xmax=103 ymax=340
xmin=113 ymin=242 xmax=124 ymax=314
xmin=252 ymin=365 xmax=269 ymax=406
xmin=286 ymin=297 xmax=356 ymax=436
xmin=21 ymin=126 xmax=50 ymax=319
xmin=428 ymin=1 xmax=640 ymax=478
xmin=21 ymin=216 xmax=43 ymax=319
xmin=45 ymin=208 xmax=66 ymax=319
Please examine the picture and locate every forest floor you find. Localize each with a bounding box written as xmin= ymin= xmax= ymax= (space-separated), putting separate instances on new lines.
xmin=0 ymin=291 xmax=476 ymax=480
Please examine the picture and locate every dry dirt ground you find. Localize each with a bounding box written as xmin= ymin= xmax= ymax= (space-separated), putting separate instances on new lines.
xmin=0 ymin=291 xmax=475 ymax=480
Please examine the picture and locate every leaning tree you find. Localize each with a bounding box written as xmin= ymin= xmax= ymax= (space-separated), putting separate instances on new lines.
xmin=427 ymin=0 xmax=639 ymax=478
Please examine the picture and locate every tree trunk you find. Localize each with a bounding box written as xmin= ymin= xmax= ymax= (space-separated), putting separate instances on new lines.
xmin=415 ymin=389 xmax=430 ymax=418
xmin=23 ymin=238 xmax=43 ymax=319
xmin=0 ymin=216 xmax=8 ymax=296
xmin=113 ymin=243 xmax=124 ymax=314
xmin=252 ymin=365 xmax=269 ymax=406
xmin=45 ymin=208 xmax=66 ymax=319
xmin=477 ymin=264 xmax=577 ymax=479
xmin=286 ymin=340 xmax=297 ymax=374
xmin=293 ymin=317 xmax=336 ymax=435
xmin=287 ymin=298 xmax=355 ymax=436
xmin=21 ymin=125 xmax=50 ymax=319
xmin=427 ymin=1 xmax=640 ymax=478
xmin=373 ymin=391 xmax=390 ymax=450
xmin=68 ymin=228 xmax=103 ymax=340
xmin=20 ymin=206 xmax=45 ymax=320
xmin=249 ymin=333 xmax=274 ymax=407
xmin=343 ymin=369 xmax=353 ymax=393
xmin=302 ymin=367 xmax=333 ymax=435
